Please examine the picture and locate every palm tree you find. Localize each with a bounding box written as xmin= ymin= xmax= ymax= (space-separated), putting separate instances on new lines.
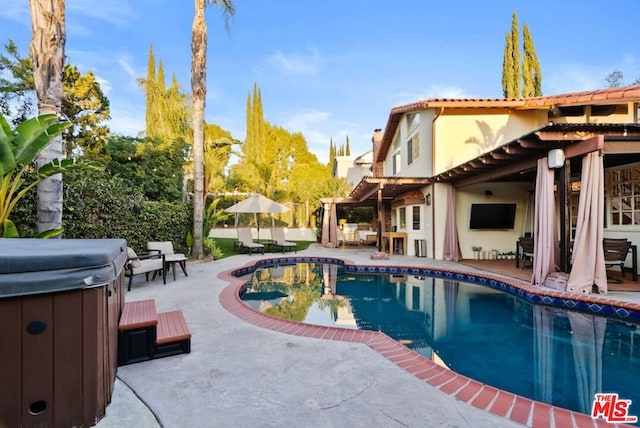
xmin=29 ymin=0 xmax=66 ymax=233
xmin=191 ymin=0 xmax=235 ymax=258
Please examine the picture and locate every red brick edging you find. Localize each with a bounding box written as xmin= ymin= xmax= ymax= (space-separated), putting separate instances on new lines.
xmin=218 ymin=260 xmax=635 ymax=428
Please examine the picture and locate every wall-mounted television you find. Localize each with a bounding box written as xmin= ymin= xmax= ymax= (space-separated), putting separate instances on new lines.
xmin=469 ymin=203 xmax=516 ymax=229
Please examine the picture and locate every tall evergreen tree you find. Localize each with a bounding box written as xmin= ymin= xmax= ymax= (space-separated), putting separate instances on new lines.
xmin=145 ymin=45 xmax=156 ymax=136
xmin=328 ymin=138 xmax=335 ymax=167
xmin=140 ymin=52 xmax=190 ymax=148
xmin=501 ymin=32 xmax=514 ymax=97
xmin=510 ymin=12 xmax=520 ymax=97
xmin=522 ymin=23 xmax=542 ymax=97
xmin=501 ymin=12 xmax=542 ymax=97
xmin=345 ymin=135 xmax=351 ymax=156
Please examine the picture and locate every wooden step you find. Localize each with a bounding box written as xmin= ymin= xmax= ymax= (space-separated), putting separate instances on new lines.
xmin=119 ymin=299 xmax=157 ymax=330
xmin=154 ymin=310 xmax=191 ymax=357
xmin=118 ymin=300 xmax=158 ymax=366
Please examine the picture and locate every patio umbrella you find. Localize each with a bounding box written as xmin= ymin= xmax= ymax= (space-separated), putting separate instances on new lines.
xmin=224 ymin=193 xmax=289 ymax=240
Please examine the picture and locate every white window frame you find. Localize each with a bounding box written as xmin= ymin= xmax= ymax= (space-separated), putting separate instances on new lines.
xmin=608 ymin=163 xmax=640 ymax=228
xmin=407 ymin=132 xmax=420 ymax=165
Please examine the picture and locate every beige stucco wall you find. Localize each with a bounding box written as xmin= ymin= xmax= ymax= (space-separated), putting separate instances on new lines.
xmin=433 ymin=109 xmax=544 ymax=176
xmin=455 ymin=182 xmax=534 ymax=259
xmin=384 ymin=110 xmax=434 ymax=177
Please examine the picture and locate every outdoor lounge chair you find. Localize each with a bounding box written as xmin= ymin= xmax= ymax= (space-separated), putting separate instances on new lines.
xmin=518 ymin=237 xmax=534 ymax=269
xmin=147 ymin=241 xmax=188 ymax=280
xmin=125 ymin=247 xmax=166 ymax=291
xmin=603 ymin=238 xmax=632 ymax=283
xmin=268 ymin=227 xmax=297 ymax=253
xmin=235 ymin=227 xmax=264 ymax=255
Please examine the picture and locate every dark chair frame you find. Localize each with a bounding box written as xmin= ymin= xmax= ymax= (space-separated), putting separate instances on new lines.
xmin=518 ymin=237 xmax=534 ymax=269
xmin=603 ymin=238 xmax=632 ymax=283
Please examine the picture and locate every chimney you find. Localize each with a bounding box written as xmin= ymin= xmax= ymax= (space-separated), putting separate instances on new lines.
xmin=371 ymin=128 xmax=383 ymax=177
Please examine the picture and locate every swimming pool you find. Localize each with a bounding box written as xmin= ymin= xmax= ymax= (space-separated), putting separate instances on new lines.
xmin=236 ymin=259 xmax=640 ymax=421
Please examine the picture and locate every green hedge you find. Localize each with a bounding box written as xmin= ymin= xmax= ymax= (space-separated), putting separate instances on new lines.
xmin=12 ymin=168 xmax=191 ymax=253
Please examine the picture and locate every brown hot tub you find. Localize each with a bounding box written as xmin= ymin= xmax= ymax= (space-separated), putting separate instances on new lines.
xmin=0 ymin=238 xmax=127 ymax=428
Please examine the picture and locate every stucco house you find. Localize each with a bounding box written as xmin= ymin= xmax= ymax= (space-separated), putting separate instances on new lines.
xmin=322 ymin=85 xmax=640 ymax=293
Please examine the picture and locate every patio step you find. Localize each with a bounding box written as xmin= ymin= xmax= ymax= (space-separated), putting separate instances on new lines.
xmin=118 ymin=299 xmax=191 ymax=366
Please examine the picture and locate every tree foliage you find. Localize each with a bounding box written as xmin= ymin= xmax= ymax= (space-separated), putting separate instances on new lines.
xmin=139 ymin=45 xmax=191 ymax=149
xmin=501 ymin=12 xmax=541 ymax=97
xmin=521 ymin=23 xmax=541 ymax=97
xmin=230 ymin=83 xmax=348 ymax=226
xmin=605 ymin=71 xmax=640 ymax=87
xmin=0 ymin=39 xmax=111 ymax=160
xmin=104 ymin=135 xmax=186 ymax=202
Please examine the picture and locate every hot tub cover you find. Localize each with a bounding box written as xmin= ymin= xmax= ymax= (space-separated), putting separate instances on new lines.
xmin=0 ymin=238 xmax=128 ymax=298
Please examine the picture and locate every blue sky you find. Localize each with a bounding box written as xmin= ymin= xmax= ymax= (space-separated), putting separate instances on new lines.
xmin=1 ymin=1 xmax=639 ymax=163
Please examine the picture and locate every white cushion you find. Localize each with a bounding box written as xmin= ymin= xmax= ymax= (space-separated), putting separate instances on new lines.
xmin=147 ymin=241 xmax=175 ymax=255
xmin=127 ymin=247 xmax=142 ymax=268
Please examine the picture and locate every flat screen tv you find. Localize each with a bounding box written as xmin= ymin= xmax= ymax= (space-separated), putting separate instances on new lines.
xmin=469 ymin=203 xmax=516 ymax=229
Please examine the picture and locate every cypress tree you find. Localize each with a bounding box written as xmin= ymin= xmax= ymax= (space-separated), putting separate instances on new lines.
xmin=501 ymin=12 xmax=542 ymax=97
xmin=328 ymin=138 xmax=335 ymax=167
xmin=510 ymin=12 xmax=520 ymax=97
xmin=522 ymin=23 xmax=542 ymax=96
xmin=502 ymin=32 xmax=514 ymax=98
xmin=345 ymin=135 xmax=351 ymax=156
xmin=145 ymin=45 xmax=156 ymax=136
xmin=157 ymin=60 xmax=165 ymax=89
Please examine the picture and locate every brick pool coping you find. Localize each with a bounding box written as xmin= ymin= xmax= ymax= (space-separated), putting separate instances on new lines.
xmin=218 ymin=256 xmax=639 ymax=428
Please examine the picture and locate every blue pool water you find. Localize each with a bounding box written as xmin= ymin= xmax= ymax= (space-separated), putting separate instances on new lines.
xmin=239 ymin=262 xmax=640 ymax=420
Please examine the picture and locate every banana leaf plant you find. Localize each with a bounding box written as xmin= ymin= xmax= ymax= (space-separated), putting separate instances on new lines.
xmin=0 ymin=113 xmax=101 ymax=238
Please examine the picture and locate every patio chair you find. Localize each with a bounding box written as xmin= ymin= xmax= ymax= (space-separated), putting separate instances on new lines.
xmin=603 ymin=238 xmax=632 ymax=283
xmin=147 ymin=241 xmax=188 ymax=281
xmin=268 ymin=227 xmax=297 ymax=253
xmin=342 ymin=224 xmax=360 ymax=246
xmin=518 ymin=237 xmax=534 ymax=269
xmin=125 ymin=247 xmax=166 ymax=291
xmin=235 ymin=227 xmax=264 ymax=255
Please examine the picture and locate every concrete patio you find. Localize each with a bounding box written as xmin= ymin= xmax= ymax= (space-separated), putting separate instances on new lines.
xmin=95 ymin=244 xmax=640 ymax=428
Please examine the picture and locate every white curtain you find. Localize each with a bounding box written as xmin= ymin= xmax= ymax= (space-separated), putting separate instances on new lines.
xmin=568 ymin=312 xmax=605 ymax=413
xmin=567 ymin=152 xmax=607 ymax=294
xmin=532 ymin=158 xmax=559 ymax=286
xmin=442 ymin=186 xmax=461 ymax=261
xmin=321 ymin=203 xmax=338 ymax=248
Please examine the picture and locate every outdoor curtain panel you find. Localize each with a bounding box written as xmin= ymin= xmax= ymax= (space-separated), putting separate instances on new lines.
xmin=532 ymin=157 xmax=559 ymax=286
xmin=442 ymin=186 xmax=461 ymax=261
xmin=567 ymin=152 xmax=607 ymax=294
xmin=568 ymin=312 xmax=605 ymax=414
xmin=321 ymin=202 xmax=338 ymax=248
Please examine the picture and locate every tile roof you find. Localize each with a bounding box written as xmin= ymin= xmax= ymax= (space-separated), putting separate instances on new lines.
xmin=377 ymin=84 xmax=640 ymax=162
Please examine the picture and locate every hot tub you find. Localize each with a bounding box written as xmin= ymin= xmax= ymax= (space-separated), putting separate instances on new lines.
xmin=0 ymin=238 xmax=127 ymax=427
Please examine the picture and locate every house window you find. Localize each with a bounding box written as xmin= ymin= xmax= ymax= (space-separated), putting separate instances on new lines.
xmin=412 ymin=286 xmax=420 ymax=311
xmin=392 ymin=151 xmax=401 ymax=175
xmin=407 ymin=113 xmax=420 ymax=131
xmin=392 ymin=132 xmax=401 ymax=150
xmin=412 ymin=206 xmax=420 ymax=230
xmin=399 ymin=207 xmax=406 ymax=229
xmin=407 ymin=133 xmax=419 ymax=165
xmin=609 ymin=164 xmax=640 ymax=226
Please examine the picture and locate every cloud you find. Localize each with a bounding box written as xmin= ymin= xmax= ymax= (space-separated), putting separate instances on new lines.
xmin=392 ymin=84 xmax=469 ymax=105
xmin=67 ymin=0 xmax=134 ymax=28
xmin=117 ymin=54 xmax=141 ymax=81
xmin=107 ymin=106 xmax=144 ymax=137
xmin=0 ymin=1 xmax=29 ymax=25
xmin=268 ymin=49 xmax=320 ymax=74
xmin=279 ymin=109 xmax=366 ymax=162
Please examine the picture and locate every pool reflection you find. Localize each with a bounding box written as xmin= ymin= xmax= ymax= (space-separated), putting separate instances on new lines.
xmin=239 ymin=262 xmax=640 ymax=420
